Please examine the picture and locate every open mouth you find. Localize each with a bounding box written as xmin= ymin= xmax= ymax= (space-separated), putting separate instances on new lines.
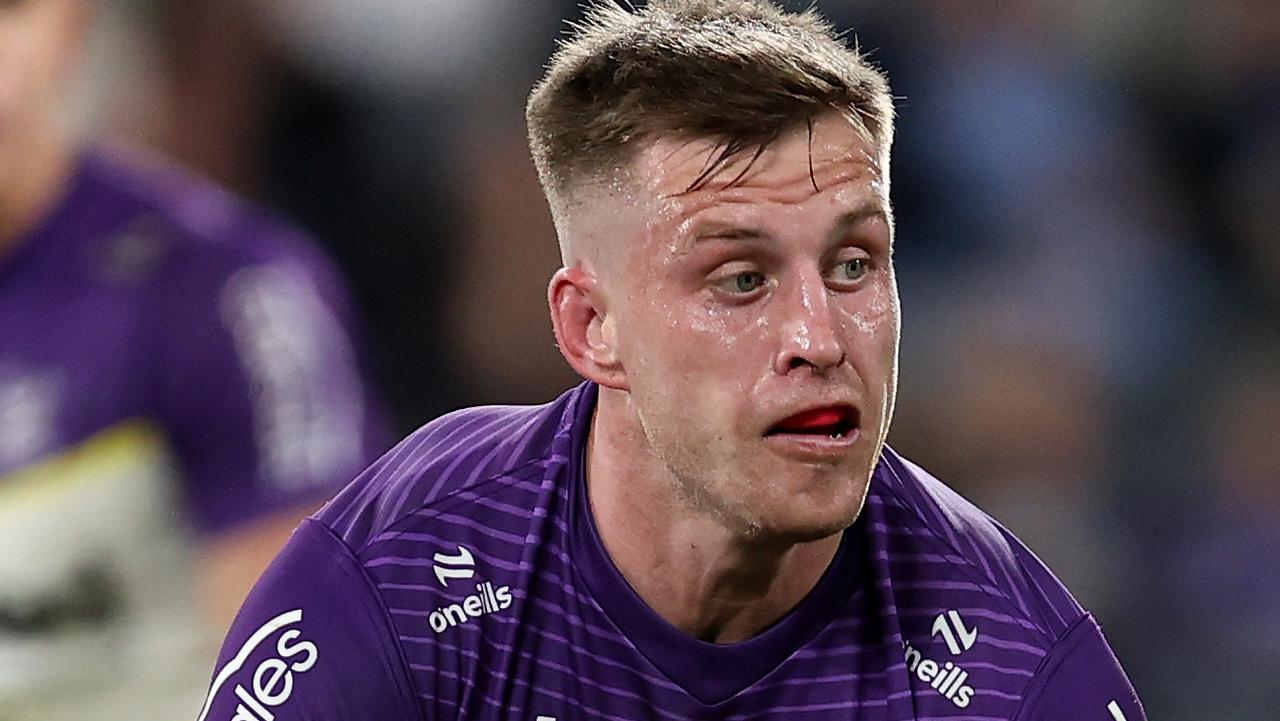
xmin=765 ymin=405 xmax=859 ymax=440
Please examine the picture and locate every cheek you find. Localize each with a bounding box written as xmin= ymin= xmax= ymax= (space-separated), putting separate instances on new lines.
xmin=683 ymin=303 xmax=773 ymax=359
xmin=623 ymin=298 xmax=761 ymax=425
xmin=837 ymin=278 xmax=901 ymax=361
xmin=632 ymin=285 xmax=771 ymax=366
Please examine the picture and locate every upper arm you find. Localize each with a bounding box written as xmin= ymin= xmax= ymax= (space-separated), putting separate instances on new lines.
xmin=198 ymin=518 xmax=420 ymax=721
xmin=1013 ymin=614 xmax=1147 ymax=721
xmin=197 ymin=502 xmax=324 ymax=633
xmin=154 ymin=243 xmax=388 ymax=534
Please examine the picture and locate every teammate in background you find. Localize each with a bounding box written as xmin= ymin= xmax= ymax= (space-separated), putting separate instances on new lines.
xmin=204 ymin=2 xmax=1146 ymax=719
xmin=0 ymin=1 xmax=388 ymax=719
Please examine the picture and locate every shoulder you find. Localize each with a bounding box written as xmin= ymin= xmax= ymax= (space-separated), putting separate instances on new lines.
xmin=314 ymin=384 xmax=589 ymax=553
xmin=199 ymin=519 xmax=421 ymax=721
xmin=870 ymin=446 xmax=1085 ymax=644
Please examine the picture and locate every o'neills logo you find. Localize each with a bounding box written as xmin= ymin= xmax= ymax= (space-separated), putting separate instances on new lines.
xmin=428 ymin=581 xmax=513 ymax=634
xmin=196 ymin=609 xmax=318 ymax=721
xmin=902 ymin=640 xmax=976 ymax=708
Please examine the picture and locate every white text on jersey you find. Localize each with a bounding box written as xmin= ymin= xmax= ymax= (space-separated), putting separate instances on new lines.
xmin=196 ymin=609 xmax=319 ymax=721
xmin=902 ymin=639 xmax=976 ymax=708
xmin=428 ymin=582 xmax=514 ymax=634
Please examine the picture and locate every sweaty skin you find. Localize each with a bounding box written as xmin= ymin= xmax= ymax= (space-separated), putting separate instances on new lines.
xmin=551 ymin=113 xmax=900 ymax=643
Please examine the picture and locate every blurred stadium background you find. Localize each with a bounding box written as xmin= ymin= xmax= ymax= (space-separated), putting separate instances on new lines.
xmin=23 ymin=0 xmax=1280 ymax=717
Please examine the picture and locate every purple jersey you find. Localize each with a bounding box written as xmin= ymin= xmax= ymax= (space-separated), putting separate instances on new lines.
xmin=0 ymin=147 xmax=387 ymax=719
xmin=202 ymin=383 xmax=1145 ymax=721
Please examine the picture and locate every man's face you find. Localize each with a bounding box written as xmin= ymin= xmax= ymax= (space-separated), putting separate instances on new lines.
xmin=592 ymin=113 xmax=900 ymax=539
xmin=0 ymin=0 xmax=79 ymax=180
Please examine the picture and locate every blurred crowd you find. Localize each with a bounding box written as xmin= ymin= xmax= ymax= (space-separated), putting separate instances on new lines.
xmin=4 ymin=0 xmax=1278 ymax=718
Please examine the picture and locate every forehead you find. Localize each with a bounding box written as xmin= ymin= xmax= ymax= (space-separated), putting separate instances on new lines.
xmin=631 ymin=114 xmax=886 ymax=217
xmin=556 ymin=115 xmax=888 ymax=268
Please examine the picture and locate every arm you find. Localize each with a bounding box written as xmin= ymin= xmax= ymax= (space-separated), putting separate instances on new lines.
xmin=158 ymin=251 xmax=388 ymax=533
xmin=153 ymin=244 xmax=390 ymax=630
xmin=197 ymin=519 xmax=419 ymax=721
xmin=197 ymin=501 xmax=323 ymax=632
xmin=1013 ymin=614 xmax=1147 ymax=721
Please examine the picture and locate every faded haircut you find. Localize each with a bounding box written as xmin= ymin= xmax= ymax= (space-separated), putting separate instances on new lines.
xmin=526 ymin=0 xmax=895 ymax=230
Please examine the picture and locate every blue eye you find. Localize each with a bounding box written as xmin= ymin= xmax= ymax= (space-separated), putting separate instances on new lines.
xmin=840 ymin=258 xmax=868 ymax=281
xmin=732 ymin=271 xmax=766 ymax=293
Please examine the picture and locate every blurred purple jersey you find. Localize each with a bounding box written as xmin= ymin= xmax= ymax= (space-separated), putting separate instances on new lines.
xmin=202 ymin=383 xmax=1145 ymax=721
xmin=0 ymin=147 xmax=388 ymax=718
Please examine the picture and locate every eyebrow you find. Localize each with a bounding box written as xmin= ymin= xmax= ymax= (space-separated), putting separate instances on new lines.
xmin=826 ymin=204 xmax=892 ymax=245
xmin=691 ymin=202 xmax=891 ymax=245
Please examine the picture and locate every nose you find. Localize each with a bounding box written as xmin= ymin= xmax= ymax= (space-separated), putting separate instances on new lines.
xmin=773 ymin=268 xmax=846 ymax=375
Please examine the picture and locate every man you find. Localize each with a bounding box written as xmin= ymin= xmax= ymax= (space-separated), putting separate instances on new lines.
xmin=0 ymin=1 xmax=387 ymax=719
xmin=202 ymin=2 xmax=1147 ymax=719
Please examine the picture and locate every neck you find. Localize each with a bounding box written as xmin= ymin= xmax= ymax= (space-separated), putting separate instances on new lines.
xmin=586 ymin=387 xmax=843 ymax=644
xmin=0 ymin=126 xmax=74 ymax=261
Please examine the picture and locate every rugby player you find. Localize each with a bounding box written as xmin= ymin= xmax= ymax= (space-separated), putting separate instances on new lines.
xmin=202 ymin=2 xmax=1147 ymax=719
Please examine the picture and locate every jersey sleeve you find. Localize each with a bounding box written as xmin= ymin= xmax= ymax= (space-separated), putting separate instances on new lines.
xmin=1013 ymin=614 xmax=1147 ymax=721
xmin=196 ymin=518 xmax=419 ymax=721
xmin=154 ymin=239 xmax=389 ymax=534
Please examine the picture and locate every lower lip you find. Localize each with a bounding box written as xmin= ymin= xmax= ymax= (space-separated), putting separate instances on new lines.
xmin=763 ymin=428 xmax=860 ymax=462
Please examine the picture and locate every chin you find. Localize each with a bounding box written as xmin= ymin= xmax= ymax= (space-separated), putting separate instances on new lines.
xmin=777 ymin=467 xmax=871 ymax=531
xmin=753 ymin=494 xmax=866 ymax=543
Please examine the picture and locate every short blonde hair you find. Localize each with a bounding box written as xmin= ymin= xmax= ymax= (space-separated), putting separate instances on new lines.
xmin=526 ymin=0 xmax=895 ymax=206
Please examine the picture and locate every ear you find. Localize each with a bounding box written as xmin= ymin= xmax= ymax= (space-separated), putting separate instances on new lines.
xmin=548 ymin=266 xmax=628 ymax=390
